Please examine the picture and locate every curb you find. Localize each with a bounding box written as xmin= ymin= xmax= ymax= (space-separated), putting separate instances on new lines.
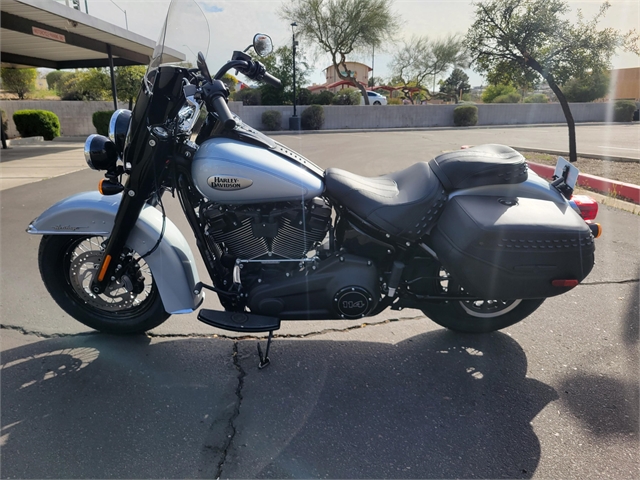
xmin=528 ymin=162 xmax=640 ymax=205
xmin=264 ymin=122 xmax=618 ymax=136
xmin=7 ymin=136 xmax=44 ymax=146
xmin=513 ymin=146 xmax=638 ymax=163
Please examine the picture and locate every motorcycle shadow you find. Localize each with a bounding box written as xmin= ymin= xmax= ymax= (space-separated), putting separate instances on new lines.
xmin=0 ymin=329 xmax=557 ymax=479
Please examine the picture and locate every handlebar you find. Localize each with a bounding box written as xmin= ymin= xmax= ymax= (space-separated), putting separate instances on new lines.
xmin=211 ymin=95 xmax=237 ymax=130
xmin=261 ymin=72 xmax=281 ymax=88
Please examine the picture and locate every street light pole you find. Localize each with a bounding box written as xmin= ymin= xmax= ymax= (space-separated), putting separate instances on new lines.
xmin=110 ymin=0 xmax=128 ymax=30
xmin=289 ymin=22 xmax=301 ymax=131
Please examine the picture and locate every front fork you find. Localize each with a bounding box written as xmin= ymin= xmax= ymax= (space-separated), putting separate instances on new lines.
xmin=90 ymin=133 xmax=168 ymax=294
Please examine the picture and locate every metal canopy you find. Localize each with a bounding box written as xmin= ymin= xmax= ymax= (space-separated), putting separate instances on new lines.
xmin=1 ymin=0 xmax=184 ymax=69
xmin=1 ymin=0 xmax=184 ymax=109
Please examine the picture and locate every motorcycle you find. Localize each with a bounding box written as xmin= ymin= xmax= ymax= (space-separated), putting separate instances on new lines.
xmin=28 ymin=0 xmax=601 ymax=367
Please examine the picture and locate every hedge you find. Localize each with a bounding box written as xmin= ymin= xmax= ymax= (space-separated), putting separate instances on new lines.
xmin=453 ymin=104 xmax=478 ymax=127
xmin=13 ymin=110 xmax=60 ymax=140
xmin=261 ymin=110 xmax=282 ymax=131
xmin=613 ymin=100 xmax=636 ymax=122
xmin=92 ymin=110 xmax=115 ymax=136
xmin=301 ymin=105 xmax=324 ymax=130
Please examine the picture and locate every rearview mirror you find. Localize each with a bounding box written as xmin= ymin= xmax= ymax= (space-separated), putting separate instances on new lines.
xmin=253 ymin=34 xmax=273 ymax=57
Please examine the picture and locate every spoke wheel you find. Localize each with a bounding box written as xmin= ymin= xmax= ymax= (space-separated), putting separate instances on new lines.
xmin=39 ymin=235 xmax=170 ymax=334
xmin=418 ymin=266 xmax=544 ymax=333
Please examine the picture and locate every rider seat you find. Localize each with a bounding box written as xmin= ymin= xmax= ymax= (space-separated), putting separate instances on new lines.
xmin=325 ymin=162 xmax=447 ymax=241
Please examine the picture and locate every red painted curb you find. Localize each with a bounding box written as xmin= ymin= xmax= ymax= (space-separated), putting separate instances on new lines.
xmin=527 ymin=162 xmax=640 ymax=205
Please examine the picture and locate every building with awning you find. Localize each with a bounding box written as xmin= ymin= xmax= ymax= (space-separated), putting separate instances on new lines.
xmin=1 ymin=0 xmax=184 ymax=108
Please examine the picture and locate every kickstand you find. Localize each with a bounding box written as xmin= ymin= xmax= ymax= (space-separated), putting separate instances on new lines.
xmin=257 ymin=330 xmax=273 ymax=369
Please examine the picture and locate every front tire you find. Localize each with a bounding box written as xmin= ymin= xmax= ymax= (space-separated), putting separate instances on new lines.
xmin=39 ymin=235 xmax=170 ymax=334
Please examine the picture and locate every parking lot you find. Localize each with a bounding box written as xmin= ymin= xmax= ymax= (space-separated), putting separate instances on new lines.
xmin=1 ymin=125 xmax=638 ymax=478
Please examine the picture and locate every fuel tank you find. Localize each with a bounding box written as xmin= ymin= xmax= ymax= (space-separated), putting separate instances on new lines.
xmin=192 ymin=137 xmax=324 ymax=203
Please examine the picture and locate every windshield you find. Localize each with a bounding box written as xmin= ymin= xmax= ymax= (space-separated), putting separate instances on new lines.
xmin=145 ymin=0 xmax=210 ymax=92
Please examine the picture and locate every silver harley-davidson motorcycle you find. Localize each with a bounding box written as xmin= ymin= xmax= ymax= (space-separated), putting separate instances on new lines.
xmin=28 ymin=0 xmax=601 ymax=367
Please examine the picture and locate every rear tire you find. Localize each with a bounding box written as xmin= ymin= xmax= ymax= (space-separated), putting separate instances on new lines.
xmin=416 ymin=264 xmax=544 ymax=333
xmin=420 ymin=298 xmax=545 ymax=333
xmin=39 ymin=235 xmax=170 ymax=334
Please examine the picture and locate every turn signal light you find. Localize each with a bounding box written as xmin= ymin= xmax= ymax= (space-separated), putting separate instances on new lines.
xmin=571 ymin=195 xmax=598 ymax=221
xmin=587 ymin=221 xmax=602 ymax=238
xmin=98 ymin=179 xmax=124 ymax=196
xmin=552 ymin=279 xmax=579 ymax=288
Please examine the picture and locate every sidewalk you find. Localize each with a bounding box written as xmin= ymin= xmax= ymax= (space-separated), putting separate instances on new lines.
xmin=0 ymin=141 xmax=86 ymax=191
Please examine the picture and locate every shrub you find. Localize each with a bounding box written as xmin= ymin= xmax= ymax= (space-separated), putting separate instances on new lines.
xmin=261 ymin=110 xmax=282 ymax=131
xmin=613 ymin=100 xmax=637 ymax=122
xmin=387 ymin=97 xmax=403 ymax=105
xmin=301 ymin=105 xmax=324 ymax=130
xmin=453 ymin=105 xmax=478 ymax=127
xmin=311 ymin=90 xmax=335 ymax=105
xmin=233 ymin=88 xmax=261 ymax=105
xmin=297 ymin=88 xmax=314 ymax=106
xmin=13 ymin=110 xmax=60 ymax=140
xmin=482 ymin=83 xmax=517 ymax=103
xmin=331 ymin=88 xmax=361 ymax=105
xmin=58 ymin=69 xmax=110 ymax=101
xmin=524 ymin=93 xmax=549 ymax=103
xmin=46 ymin=71 xmax=68 ymax=90
xmin=92 ymin=110 xmax=115 ymax=136
xmin=493 ymin=92 xmax=522 ymax=103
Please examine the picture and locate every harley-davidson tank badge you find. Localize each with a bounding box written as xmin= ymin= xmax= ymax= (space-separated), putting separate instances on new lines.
xmin=207 ymin=175 xmax=253 ymax=191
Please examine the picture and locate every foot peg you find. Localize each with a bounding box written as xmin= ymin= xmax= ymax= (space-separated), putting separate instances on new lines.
xmin=197 ymin=309 xmax=280 ymax=333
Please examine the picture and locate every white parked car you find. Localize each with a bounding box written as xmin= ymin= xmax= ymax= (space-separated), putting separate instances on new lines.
xmin=361 ymin=90 xmax=388 ymax=105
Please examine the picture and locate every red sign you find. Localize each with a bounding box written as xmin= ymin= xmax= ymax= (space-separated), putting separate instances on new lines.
xmin=32 ymin=27 xmax=66 ymax=43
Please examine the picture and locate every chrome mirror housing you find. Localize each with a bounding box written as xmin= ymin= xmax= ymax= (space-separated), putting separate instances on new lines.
xmin=253 ymin=34 xmax=273 ymax=57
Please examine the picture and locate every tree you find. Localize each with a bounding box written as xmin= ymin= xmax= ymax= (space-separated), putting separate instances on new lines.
xmin=561 ymin=69 xmax=609 ymax=103
xmin=466 ymin=0 xmax=639 ymax=162
xmin=482 ymin=83 xmax=518 ymax=103
xmin=390 ymin=35 xmax=468 ymax=103
xmin=281 ymin=0 xmax=398 ymax=105
xmin=440 ymin=68 xmax=471 ymax=102
xmin=58 ymin=69 xmax=110 ymax=101
xmin=256 ymin=45 xmax=309 ymax=105
xmin=1 ymin=68 xmax=37 ymax=99
xmin=115 ymin=65 xmax=146 ymax=109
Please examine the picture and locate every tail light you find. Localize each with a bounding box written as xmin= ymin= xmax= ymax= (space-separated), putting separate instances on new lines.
xmin=570 ymin=195 xmax=598 ymax=221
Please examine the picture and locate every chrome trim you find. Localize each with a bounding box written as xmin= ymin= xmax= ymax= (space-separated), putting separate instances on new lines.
xmin=83 ymin=134 xmax=98 ymax=169
xmin=108 ymin=109 xmax=128 ymax=143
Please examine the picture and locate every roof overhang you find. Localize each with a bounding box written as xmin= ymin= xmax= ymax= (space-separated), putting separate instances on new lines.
xmin=0 ymin=0 xmax=184 ymax=69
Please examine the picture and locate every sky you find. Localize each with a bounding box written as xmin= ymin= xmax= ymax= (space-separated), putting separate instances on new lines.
xmin=68 ymin=0 xmax=639 ymax=88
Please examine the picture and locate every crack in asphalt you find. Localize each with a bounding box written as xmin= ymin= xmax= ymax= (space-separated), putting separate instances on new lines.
xmin=0 ymin=315 xmax=423 ymax=340
xmin=581 ymin=278 xmax=639 ymax=285
xmin=215 ymin=341 xmax=246 ymax=479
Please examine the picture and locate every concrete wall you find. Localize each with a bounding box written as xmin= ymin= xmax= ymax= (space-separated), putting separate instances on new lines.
xmin=0 ymin=100 xmax=127 ymax=138
xmin=0 ymin=100 xmax=616 ymax=139
xmin=229 ymin=101 xmax=614 ymax=131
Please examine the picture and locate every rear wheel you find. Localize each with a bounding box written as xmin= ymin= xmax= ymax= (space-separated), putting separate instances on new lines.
xmin=39 ymin=235 xmax=170 ymax=334
xmin=418 ymin=266 xmax=544 ymax=333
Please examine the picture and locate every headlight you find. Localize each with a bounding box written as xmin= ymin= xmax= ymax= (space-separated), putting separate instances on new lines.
xmin=84 ymin=134 xmax=118 ymax=171
xmin=108 ymin=109 xmax=132 ymax=156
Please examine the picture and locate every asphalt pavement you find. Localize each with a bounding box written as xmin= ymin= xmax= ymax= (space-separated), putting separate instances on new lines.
xmin=1 ymin=125 xmax=638 ymax=478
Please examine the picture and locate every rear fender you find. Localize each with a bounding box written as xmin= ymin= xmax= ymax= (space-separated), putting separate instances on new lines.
xmin=27 ymin=191 xmax=204 ymax=314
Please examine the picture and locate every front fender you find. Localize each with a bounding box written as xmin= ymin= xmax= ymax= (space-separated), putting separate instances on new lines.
xmin=27 ymin=191 xmax=204 ymax=314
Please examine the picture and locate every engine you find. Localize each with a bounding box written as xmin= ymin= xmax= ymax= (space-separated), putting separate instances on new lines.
xmin=202 ymin=197 xmax=332 ymax=261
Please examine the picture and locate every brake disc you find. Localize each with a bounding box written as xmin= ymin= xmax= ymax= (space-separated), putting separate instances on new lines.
xmin=69 ymin=251 xmax=138 ymax=311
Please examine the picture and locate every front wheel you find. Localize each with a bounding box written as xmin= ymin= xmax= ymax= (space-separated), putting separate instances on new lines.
xmin=38 ymin=235 xmax=170 ymax=334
